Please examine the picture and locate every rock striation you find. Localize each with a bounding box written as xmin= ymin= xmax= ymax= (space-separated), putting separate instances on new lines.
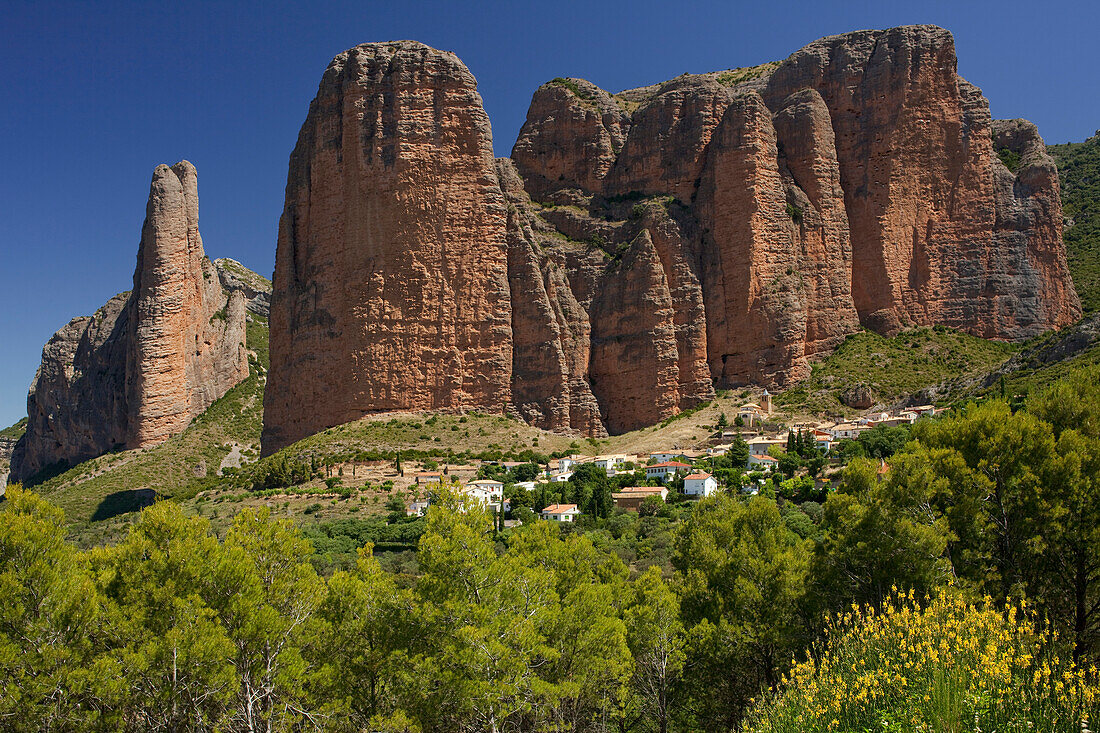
xmin=11 ymin=162 xmax=252 ymax=482
xmin=263 ymin=27 xmax=1080 ymax=448
xmin=262 ymin=42 xmax=513 ymax=453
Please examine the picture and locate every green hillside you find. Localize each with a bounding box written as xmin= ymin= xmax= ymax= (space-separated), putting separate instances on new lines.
xmin=775 ymin=327 xmax=1018 ymax=415
xmin=31 ymin=316 xmax=270 ymax=546
xmin=0 ymin=417 xmax=27 ymax=441
xmin=1050 ymin=132 xmax=1100 ymax=311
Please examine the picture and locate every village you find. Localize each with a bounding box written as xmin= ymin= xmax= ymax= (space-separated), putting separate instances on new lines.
xmin=401 ymin=391 xmax=945 ymax=523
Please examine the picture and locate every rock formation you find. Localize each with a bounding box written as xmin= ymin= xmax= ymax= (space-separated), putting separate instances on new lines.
xmin=262 ymin=42 xmax=513 ymax=453
xmin=11 ymin=162 xmax=252 ymax=482
xmin=263 ymin=27 xmax=1080 ymax=449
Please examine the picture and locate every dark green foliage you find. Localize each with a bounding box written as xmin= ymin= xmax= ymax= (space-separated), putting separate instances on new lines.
xmin=13 ymin=367 xmax=1100 ymax=729
xmin=1051 ymin=133 xmax=1100 ymax=311
xmin=996 ymin=145 xmax=1021 ymax=173
xmin=251 ymin=453 xmax=310 ymax=490
xmin=856 ymin=423 xmax=910 ymax=458
xmin=785 ymin=201 xmax=803 ymax=225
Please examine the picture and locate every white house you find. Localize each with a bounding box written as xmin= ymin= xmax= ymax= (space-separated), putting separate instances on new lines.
xmin=830 ymin=423 xmax=870 ymax=440
xmin=547 ymin=455 xmax=580 ymax=476
xmin=645 ymin=461 xmax=691 ymax=482
xmin=683 ymin=472 xmax=719 ymax=498
xmin=746 ymin=436 xmax=785 ymax=453
xmin=406 ymin=500 xmax=431 ymax=517
xmin=464 ymin=479 xmax=505 ymax=505
xmin=747 ymin=454 xmax=778 ymax=470
xmin=592 ymin=454 xmax=630 ymax=474
xmin=550 ymin=471 xmax=573 ymax=483
xmin=513 ymin=480 xmax=538 ymax=491
xmin=541 ymin=503 xmax=581 ymax=522
xmin=812 ymin=430 xmax=834 ymax=453
xmin=650 ymin=452 xmax=688 ymax=464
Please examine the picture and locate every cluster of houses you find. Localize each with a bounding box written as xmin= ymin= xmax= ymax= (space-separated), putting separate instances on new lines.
xmin=405 ymin=397 xmax=943 ymax=523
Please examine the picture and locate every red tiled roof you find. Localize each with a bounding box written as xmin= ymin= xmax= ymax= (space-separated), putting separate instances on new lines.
xmin=684 ymin=472 xmax=712 ymax=481
xmin=542 ymin=503 xmax=579 ymax=514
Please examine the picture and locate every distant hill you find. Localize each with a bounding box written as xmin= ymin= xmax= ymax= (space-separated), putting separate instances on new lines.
xmin=1051 ymin=132 xmax=1100 ymax=310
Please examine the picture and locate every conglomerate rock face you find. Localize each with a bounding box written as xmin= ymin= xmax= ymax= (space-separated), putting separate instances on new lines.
xmin=11 ymin=162 xmax=250 ymax=482
xmin=262 ymin=42 xmax=513 ymax=453
xmin=263 ymin=26 xmax=1080 ymax=447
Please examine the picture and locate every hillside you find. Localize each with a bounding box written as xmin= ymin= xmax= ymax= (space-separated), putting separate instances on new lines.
xmin=775 ymin=327 xmax=1018 ymax=415
xmin=0 ymin=417 xmax=27 ymax=441
xmin=30 ymin=315 xmax=269 ymax=546
xmin=933 ymin=310 xmax=1100 ymax=402
xmin=1051 ymin=132 xmax=1100 ymax=311
xmin=27 ymin=316 xmax=1027 ymax=551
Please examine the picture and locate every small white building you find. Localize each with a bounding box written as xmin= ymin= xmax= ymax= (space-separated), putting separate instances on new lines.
xmin=465 ymin=479 xmax=505 ymax=505
xmin=513 ymin=480 xmax=538 ymax=491
xmin=683 ymin=472 xmax=718 ymax=498
xmin=650 ymin=452 xmax=687 ymax=464
xmin=592 ymin=454 xmax=630 ymax=474
xmin=646 ymin=461 xmax=691 ymax=482
xmin=550 ymin=471 xmax=573 ymax=483
xmin=415 ymin=472 xmax=442 ymax=485
xmin=747 ymin=454 xmax=778 ymax=470
xmin=831 ymin=423 xmax=870 ymax=440
xmin=541 ymin=503 xmax=581 ymax=522
xmin=407 ymin=500 xmax=431 ymax=517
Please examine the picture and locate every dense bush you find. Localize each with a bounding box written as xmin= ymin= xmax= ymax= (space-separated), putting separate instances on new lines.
xmin=747 ymin=591 xmax=1099 ymax=733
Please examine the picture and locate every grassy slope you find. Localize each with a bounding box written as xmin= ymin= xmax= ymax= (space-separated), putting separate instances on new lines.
xmin=0 ymin=417 xmax=27 ymax=441
xmin=776 ymin=327 xmax=1017 ymax=415
xmin=937 ymin=312 xmax=1100 ymax=402
xmin=35 ymin=319 xmax=1022 ymax=548
xmin=33 ymin=316 xmax=269 ymax=546
xmin=1050 ymin=133 xmax=1100 ymax=311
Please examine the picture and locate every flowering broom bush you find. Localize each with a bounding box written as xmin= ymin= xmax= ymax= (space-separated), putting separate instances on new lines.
xmin=746 ymin=590 xmax=1100 ymax=733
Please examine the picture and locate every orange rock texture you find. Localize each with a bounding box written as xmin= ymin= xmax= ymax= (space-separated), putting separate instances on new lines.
xmin=262 ymin=42 xmax=513 ymax=453
xmin=263 ymin=26 xmax=1080 ymax=447
xmin=11 ymin=162 xmax=251 ymax=482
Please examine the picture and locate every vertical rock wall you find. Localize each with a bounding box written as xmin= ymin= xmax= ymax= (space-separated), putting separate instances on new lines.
xmin=263 ymin=42 xmax=513 ymax=453
xmin=12 ymin=162 xmax=249 ymax=482
xmin=262 ymin=26 xmax=1081 ymax=447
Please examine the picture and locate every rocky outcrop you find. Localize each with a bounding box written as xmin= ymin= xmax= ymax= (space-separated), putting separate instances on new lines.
xmin=762 ymin=26 xmax=1079 ymax=334
xmin=214 ymin=258 xmax=272 ymax=316
xmin=989 ymin=119 xmax=1078 ymax=339
xmin=508 ymin=24 xmax=1077 ymax=394
xmin=512 ymin=79 xmax=630 ymax=199
xmin=11 ymin=162 xmax=250 ymax=482
xmin=262 ymin=42 xmax=513 ymax=453
xmin=263 ymin=27 xmax=1080 ymax=446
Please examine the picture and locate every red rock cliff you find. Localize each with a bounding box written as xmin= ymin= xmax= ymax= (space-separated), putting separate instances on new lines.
xmin=263 ymin=26 xmax=1079 ymax=445
xmin=11 ymin=162 xmax=250 ymax=482
xmin=263 ymin=42 xmax=513 ymax=454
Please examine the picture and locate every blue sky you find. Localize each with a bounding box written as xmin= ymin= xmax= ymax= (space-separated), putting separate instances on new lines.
xmin=1 ymin=0 xmax=1098 ymax=428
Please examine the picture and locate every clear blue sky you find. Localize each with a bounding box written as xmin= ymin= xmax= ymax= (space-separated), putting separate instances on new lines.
xmin=2 ymin=0 xmax=1098 ymax=428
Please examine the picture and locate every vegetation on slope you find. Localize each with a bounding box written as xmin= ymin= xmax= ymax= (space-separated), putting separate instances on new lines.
xmin=32 ymin=315 xmax=270 ymax=544
xmin=776 ymin=326 xmax=1017 ymax=414
xmin=0 ymin=417 xmax=27 ymax=441
xmin=1051 ymin=132 xmax=1100 ymax=311
xmin=9 ymin=364 xmax=1100 ymax=731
